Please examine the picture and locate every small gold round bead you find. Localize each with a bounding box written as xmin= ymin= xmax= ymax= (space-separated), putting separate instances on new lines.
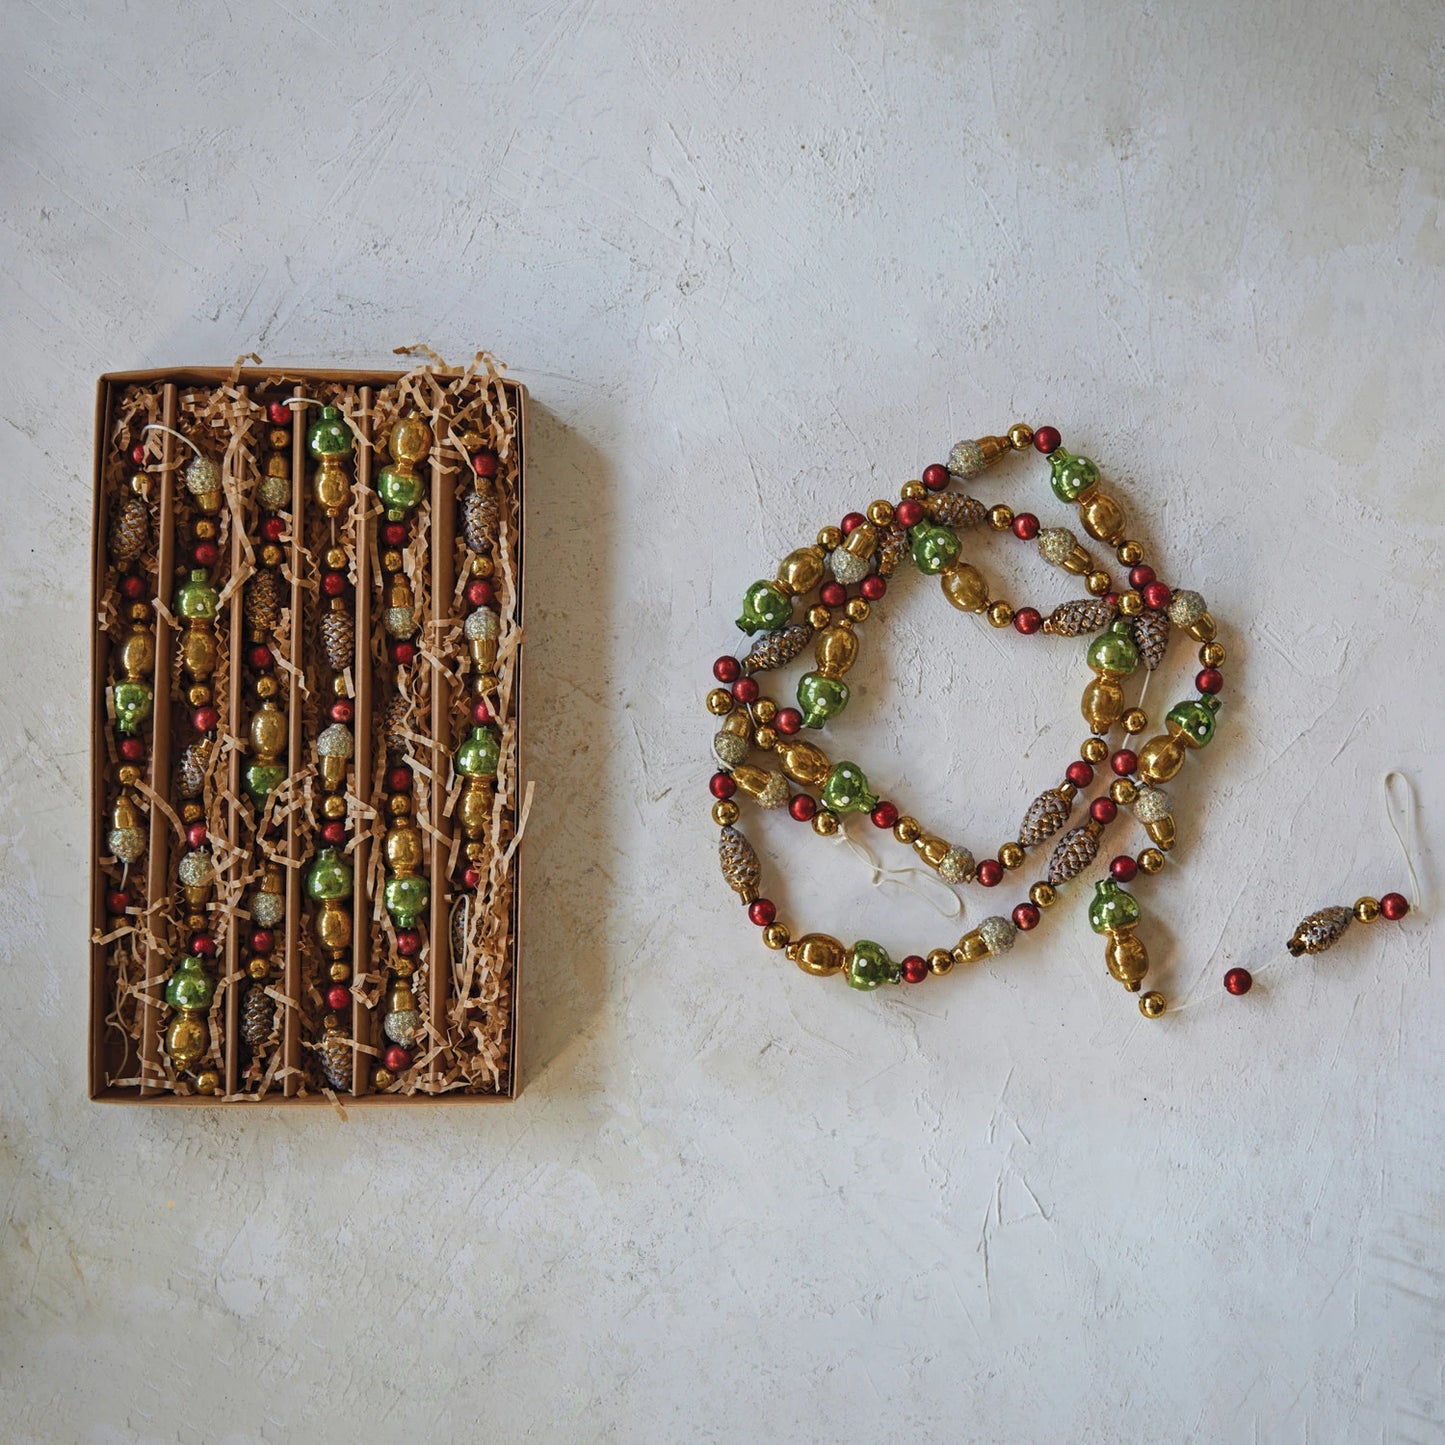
xmin=388 ymin=793 xmax=411 ymax=817
xmin=1200 ymin=641 xmax=1226 ymax=667
xmin=762 ymin=923 xmax=790 ymax=951
xmin=195 ymin=1069 xmax=221 ymax=1096
xmin=987 ymin=600 xmax=1013 ymax=628
xmin=928 ymin=948 xmax=955 ymax=976
xmin=893 ymin=816 xmax=921 ymax=844
xmin=845 ymin=597 xmax=871 ymax=623
xmin=117 ymin=764 xmax=140 ymax=786
xmin=258 ymin=543 xmax=284 ymax=569
xmin=1008 ymin=422 xmax=1034 ymax=450
xmin=372 ymin=1067 xmax=395 ymax=1089
xmin=1138 ymin=847 xmax=1166 ymax=874
xmin=1139 ymin=991 xmax=1167 ymax=1019
xmin=988 ymin=504 xmax=1014 ymax=531
xmin=712 ymin=799 xmax=740 ymax=827
xmin=187 ymin=683 xmax=212 ymax=707
xmin=254 ymin=674 xmax=278 ymax=700
xmin=1085 ymin=570 xmax=1112 ymax=596
xmin=471 ymin=554 xmax=494 ymax=578
xmin=393 ymin=959 xmax=415 ymax=978
xmin=813 ymin=810 xmax=840 ymax=837
xmin=1118 ymin=590 xmax=1144 ymax=617
xmin=248 ymin=958 xmax=269 ymax=979
xmin=324 ymin=545 xmax=348 ymax=570
xmin=321 ymin=794 xmax=346 ymax=820
xmin=269 ymin=426 xmax=291 ymax=449
xmin=817 ymin=525 xmax=842 ymax=551
xmin=807 ymin=605 xmax=832 ymax=630
xmin=185 ymin=914 xmax=207 ymax=932
xmin=753 ymin=698 xmax=777 ymax=724
xmin=332 ymin=673 xmax=350 ymax=697
xmin=1029 ymin=882 xmax=1056 ymax=909
xmin=867 ymin=500 xmax=894 ymax=528
xmin=1110 ymin=778 xmax=1138 ymax=806
xmin=1117 ymin=540 xmax=1145 ymax=566
xmin=329 ymin=962 xmax=350 ymax=982
xmin=1122 ymin=708 xmax=1148 ymax=735
xmin=999 ymin=841 xmax=1025 ymax=870
xmin=754 ymin=726 xmax=778 ymax=751
xmin=180 ymin=801 xmax=203 ymax=823
xmin=128 ymin=601 xmax=151 ymax=622
xmin=381 ymin=548 xmax=404 ymax=573
xmin=1354 ymin=896 xmax=1381 ymax=923
xmin=1081 ymin=737 xmax=1109 ymax=765
xmin=707 ymin=688 xmax=734 ymax=716
xmin=193 ymin=518 xmax=218 ymax=541
xmin=900 ymin=480 xmax=926 ymax=501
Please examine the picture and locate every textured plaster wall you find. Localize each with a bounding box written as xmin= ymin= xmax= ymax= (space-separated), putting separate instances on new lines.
xmin=2 ymin=1 xmax=1442 ymax=1441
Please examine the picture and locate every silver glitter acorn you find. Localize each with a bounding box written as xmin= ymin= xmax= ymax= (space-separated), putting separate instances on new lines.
xmin=977 ymin=915 xmax=1017 ymax=955
xmin=947 ymin=438 xmax=986 ymax=480
xmin=937 ymin=846 xmax=976 ymax=885
xmin=828 ymin=548 xmax=869 ymax=585
xmin=1167 ymin=590 xmax=1207 ymax=627
xmin=1038 ymin=528 xmax=1078 ymax=567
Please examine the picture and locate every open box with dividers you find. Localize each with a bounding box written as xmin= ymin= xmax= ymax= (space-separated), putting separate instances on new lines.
xmin=89 ymin=358 xmax=525 ymax=1104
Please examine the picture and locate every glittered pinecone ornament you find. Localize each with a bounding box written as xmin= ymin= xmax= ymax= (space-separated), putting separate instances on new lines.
xmin=923 ymin=493 xmax=987 ymax=530
xmin=1132 ymin=609 xmax=1170 ymax=671
xmin=241 ymin=980 xmax=276 ymax=1053
xmin=108 ymin=495 xmax=150 ymax=567
xmin=877 ymin=528 xmax=911 ymax=577
xmin=1019 ymin=788 xmax=1073 ymax=846
xmin=719 ymin=825 xmax=761 ymax=904
xmin=744 ymin=624 xmax=811 ymax=674
xmin=178 ymin=738 xmax=212 ymax=798
xmin=320 ymin=610 xmax=353 ymax=672
xmin=1287 ymin=905 xmax=1353 ymax=956
xmin=1042 ymin=598 xmax=1117 ymax=637
xmin=245 ymin=569 xmax=284 ymax=633
xmin=382 ymin=693 xmax=411 ymax=753
xmin=319 ymin=1028 xmax=352 ymax=1091
xmin=463 ymin=487 xmax=499 ymax=553
xmin=1048 ymin=824 xmax=1100 ymax=885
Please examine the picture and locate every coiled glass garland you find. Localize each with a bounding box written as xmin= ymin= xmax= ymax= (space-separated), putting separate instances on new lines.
xmin=706 ymin=423 xmax=1226 ymax=1018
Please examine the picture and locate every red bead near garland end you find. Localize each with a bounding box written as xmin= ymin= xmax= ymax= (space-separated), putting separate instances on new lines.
xmin=1380 ymin=892 xmax=1409 ymax=921
xmin=749 ymin=899 xmax=776 ymax=926
xmin=1224 ymin=967 xmax=1252 ymax=995
xmin=901 ymin=955 xmax=929 ymax=983
xmin=870 ymin=802 xmax=899 ymax=829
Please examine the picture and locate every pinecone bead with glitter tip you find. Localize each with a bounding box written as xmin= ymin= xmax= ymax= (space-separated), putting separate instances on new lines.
xmin=1287 ymin=905 xmax=1353 ymax=956
xmin=108 ymin=494 xmax=150 ymax=567
xmin=1048 ymin=824 xmax=1100 ymax=886
xmin=1042 ymin=597 xmax=1117 ymax=637
xmin=241 ymin=981 xmax=276 ymax=1053
xmin=744 ymin=623 xmax=810 ymax=673
xmin=1133 ymin=609 xmax=1170 ymax=671
xmin=719 ymin=826 xmax=761 ymax=904
xmin=463 ymin=486 xmax=500 ymax=554
xmin=320 ymin=610 xmax=354 ymax=672
xmin=319 ymin=1026 xmax=352 ymax=1091
xmin=923 ymin=493 xmax=988 ymax=529
xmin=1019 ymin=787 xmax=1073 ymax=847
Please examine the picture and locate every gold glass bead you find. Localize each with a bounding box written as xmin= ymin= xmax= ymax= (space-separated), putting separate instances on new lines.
xmin=332 ymin=672 xmax=350 ymax=696
xmin=1139 ymin=991 xmax=1167 ymax=1019
xmin=1200 ymin=641 xmax=1226 ymax=667
xmin=471 ymin=554 xmax=494 ymax=577
xmin=712 ymin=799 xmax=739 ymax=827
xmin=867 ymin=500 xmax=894 ymax=527
xmin=1117 ymin=540 xmax=1144 ymax=566
xmin=1081 ymin=737 xmax=1109 ymax=765
xmin=248 ymin=958 xmax=269 ymax=979
xmin=754 ymin=726 xmax=778 ymax=750
xmin=1188 ymin=612 xmax=1217 ymax=643
xmin=1110 ymin=778 xmax=1138 ymax=806
xmin=845 ymin=597 xmax=870 ymax=623
xmin=776 ymin=548 xmax=825 ymax=597
xmin=999 ymin=841 xmax=1025 ymax=870
xmin=322 ymin=546 xmax=346 ymax=570
xmin=900 ymin=480 xmax=926 ymax=501
xmin=254 ymin=674 xmax=278 ymax=700
xmin=181 ymin=802 xmax=204 ymax=823
xmin=807 ymin=605 xmax=832 ymax=630
xmin=812 ymin=810 xmax=840 ymax=837
xmin=762 ymin=923 xmax=790 ymax=951
xmin=269 ymin=427 xmax=291 ymax=449
xmin=1354 ymin=896 xmax=1381 ymax=923
xmin=193 ymin=518 xmax=218 ymax=541
xmin=893 ymin=816 xmax=921 ymax=844
xmin=707 ymin=688 xmax=734 ymax=716
xmin=817 ymin=525 xmax=842 ymax=551
xmin=1085 ymin=570 xmax=1112 ymax=596
xmin=1118 ymin=590 xmax=1144 ymax=617
xmin=321 ymin=794 xmax=346 ymax=820
xmin=1029 ymin=881 xmax=1056 ymax=909
xmin=393 ymin=959 xmax=415 ymax=978
xmin=186 ymin=683 xmax=212 ymax=708
xmin=928 ymin=948 xmax=955 ymax=976
xmin=956 ymin=931 xmax=990 ymax=964
xmin=371 ymin=1067 xmax=395 ymax=1089
xmin=987 ymin=600 xmax=1013 ymax=628
xmin=988 ymin=504 xmax=1014 ymax=531
xmin=1008 ymin=423 xmax=1034 ymax=450
xmin=380 ymin=548 xmax=404 ymax=573
xmin=329 ymin=962 xmax=350 ymax=982
xmin=117 ymin=764 xmax=140 ymax=786
xmin=754 ymin=698 xmax=777 ymax=724
xmin=1057 ymin=781 xmax=1078 ymax=803
xmin=195 ymin=1069 xmax=221 ymax=1096
xmin=388 ymin=793 xmax=411 ymax=817
xmin=128 ymin=601 xmax=151 ymax=623
xmin=255 ymin=543 xmax=280 ymax=568
xmin=1138 ymin=847 xmax=1166 ymax=874
xmin=1122 ymin=708 xmax=1148 ymax=734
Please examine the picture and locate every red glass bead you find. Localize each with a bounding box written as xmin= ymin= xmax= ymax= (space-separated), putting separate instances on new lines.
xmin=1381 ymin=892 xmax=1410 ymax=921
xmin=384 ymin=1045 xmax=410 ymax=1073
xmin=901 ymin=955 xmax=929 ymax=984
xmin=193 ymin=705 xmax=219 ymax=732
xmin=1196 ymin=668 xmax=1223 ymax=695
xmin=710 ymin=772 xmax=737 ymax=799
xmin=1141 ymin=581 xmax=1172 ymax=611
xmin=322 ymin=571 xmax=346 ymax=597
xmin=329 ymin=699 xmax=354 ymax=724
xmin=268 ymin=400 xmax=292 ymax=426
xmin=921 ymin=462 xmax=950 ymax=491
xmin=1033 ymin=426 xmax=1061 ymax=455
xmin=186 ymin=822 xmax=208 ymax=849
xmin=1012 ymin=902 xmax=1040 ymax=931
xmin=107 ymin=889 xmax=130 ymax=914
xmin=466 ymin=578 xmax=495 ymax=608
xmin=1090 ymin=797 xmax=1118 ymax=825
xmin=841 ymin=512 xmax=866 ymax=535
xmin=395 ymin=929 xmax=421 ymax=956
xmin=321 ymin=820 xmax=346 ymax=845
xmin=130 ymin=442 xmax=148 ymax=466
xmin=977 ymin=858 xmax=1003 ymax=887
xmin=748 ymin=898 xmax=777 ymax=927
xmin=251 ymin=929 xmax=274 ymax=954
xmin=393 ymin=641 xmax=416 ymax=665
xmin=249 ymin=644 xmax=272 ymax=670
xmin=1110 ymin=855 xmax=1138 ymax=882
xmin=775 ymin=708 xmax=803 ymax=736
xmin=190 ymin=933 xmax=215 ymax=956
xmin=387 ymin=766 xmax=412 ymax=793
xmin=1066 ymin=760 xmax=1094 ymax=788
xmin=860 ymin=574 xmax=886 ymax=601
xmin=713 ymin=655 xmax=742 ymax=683
xmin=1012 ymin=512 xmax=1040 ymax=541
xmin=327 ymin=985 xmax=351 ymax=1011
xmin=788 ymin=793 xmax=817 ymax=822
xmin=463 ymin=865 xmax=482 ymax=890
xmin=471 ymin=698 xmax=492 ymax=725
xmin=193 ymin=541 xmax=218 ymax=567
xmin=261 ymin=516 xmax=285 ymax=542
xmin=870 ymin=801 xmax=899 ymax=830
xmin=1103 ymin=593 xmax=1120 ymax=610
xmin=1128 ymin=564 xmax=1155 ymax=589
xmin=383 ymin=521 xmax=407 ymax=547
xmin=471 ymin=450 xmax=498 ymax=478
xmin=1013 ymin=607 xmax=1042 ymax=635
xmin=895 ymin=498 xmax=924 ymax=528
xmin=119 ymin=737 xmax=145 ymax=762
xmin=121 ymin=574 xmax=145 ymax=599
xmin=820 ymin=581 xmax=846 ymax=608
xmin=1224 ymin=967 xmax=1253 ymax=996
xmin=732 ymin=677 xmax=759 ymax=704
xmin=1111 ymin=749 xmax=1137 ymax=776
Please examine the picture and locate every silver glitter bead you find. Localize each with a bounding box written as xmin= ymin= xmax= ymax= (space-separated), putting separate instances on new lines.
xmin=184 ymin=456 xmax=220 ymax=496
xmin=176 ymin=848 xmax=213 ymax=887
xmin=1168 ymin=589 xmax=1206 ymax=627
xmin=464 ymin=607 xmax=500 ymax=641
xmin=384 ymin=1008 xmax=421 ymax=1047
xmin=947 ymin=438 xmax=985 ymax=480
xmin=108 ymin=826 xmax=146 ymax=864
xmin=317 ymin=723 xmax=354 ymax=759
xmin=250 ymin=890 xmax=285 ymax=928
xmin=258 ymin=474 xmax=291 ymax=511
xmin=1038 ymin=528 xmax=1078 ymax=566
xmin=757 ymin=772 xmax=791 ymax=809
xmin=828 ymin=548 xmax=869 ymax=585
xmin=712 ymin=731 xmax=748 ymax=768
xmin=1133 ymin=785 xmax=1171 ymax=823
xmin=977 ymin=915 xmax=1017 ymax=956
xmin=384 ymin=606 xmax=416 ymax=638
xmin=937 ymin=846 xmax=975 ymax=885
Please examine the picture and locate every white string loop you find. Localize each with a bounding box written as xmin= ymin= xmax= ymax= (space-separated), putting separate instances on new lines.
xmin=1383 ymin=771 xmax=1422 ymax=912
xmin=824 ymin=821 xmax=963 ymax=920
xmin=141 ymin=422 xmax=202 ymax=460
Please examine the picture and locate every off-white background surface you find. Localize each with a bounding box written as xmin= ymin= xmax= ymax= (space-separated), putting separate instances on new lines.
xmin=3 ymin=2 xmax=1442 ymax=1441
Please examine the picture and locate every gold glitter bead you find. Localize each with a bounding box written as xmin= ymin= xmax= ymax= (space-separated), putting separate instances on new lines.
xmin=928 ymin=948 xmax=955 ymax=976
xmin=1110 ymin=778 xmax=1138 ymax=806
xmin=248 ymin=958 xmax=269 ymax=979
xmin=128 ymin=601 xmax=150 ymax=623
xmin=712 ymin=799 xmax=740 ymax=826
xmin=867 ymin=500 xmax=894 ymax=527
xmin=1081 ymin=737 xmax=1109 ymax=765
xmin=1139 ymin=991 xmax=1166 ymax=1019
xmin=1085 ymin=570 xmax=1112 ymax=596
xmin=1354 ymin=895 xmax=1381 ymax=923
xmin=754 ymin=698 xmax=777 ymax=724
xmin=813 ymin=810 xmax=840 ymax=837
xmin=987 ymin=600 xmax=1013 ymax=628
xmin=1200 ymin=642 xmax=1226 ymax=667
xmin=807 ymin=605 xmax=832 ymax=630
xmin=1117 ymin=540 xmax=1144 ymax=566
xmin=269 ymin=427 xmax=290 ymax=449
xmin=372 ymin=1067 xmax=394 ymax=1089
xmin=988 ymin=504 xmax=1014 ymax=531
xmin=1029 ymin=882 xmax=1056 ymax=909
xmin=1118 ymin=590 xmax=1144 ymax=617
xmin=381 ymin=548 xmax=404 ymax=573
xmin=707 ymin=688 xmax=734 ymax=716
xmin=893 ymin=816 xmax=921 ymax=844
xmin=255 ymin=675 xmax=278 ymax=699
xmin=762 ymin=923 xmax=790 ymax=950
xmin=1008 ymin=423 xmax=1034 ymax=450
xmin=999 ymin=842 xmax=1025 ymax=870
xmin=900 ymin=480 xmax=925 ymax=500
xmin=117 ymin=764 xmax=140 ymax=786
xmin=472 ymin=555 xmax=495 ymax=577
xmin=1138 ymin=847 xmax=1166 ymax=874
xmin=1122 ymin=708 xmax=1148 ymax=734
xmin=195 ymin=1069 xmax=221 ymax=1096
xmin=193 ymin=518 xmax=218 ymax=541
xmin=258 ymin=543 xmax=282 ymax=568
xmin=845 ymin=598 xmax=870 ymax=623
xmin=181 ymin=802 xmax=203 ymax=823
xmin=817 ymin=525 xmax=842 ymax=550
xmin=329 ymin=962 xmax=350 ymax=982
xmin=754 ymin=726 xmax=778 ymax=750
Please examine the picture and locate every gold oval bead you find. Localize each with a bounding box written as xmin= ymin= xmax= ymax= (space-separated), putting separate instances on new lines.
xmin=776 ymin=547 xmax=825 ymax=597
xmin=940 ymin=562 xmax=989 ymax=614
xmin=1077 ymin=487 xmax=1126 ymax=547
xmin=787 ymin=932 xmax=846 ymax=976
xmin=1082 ymin=674 xmax=1125 ymax=733
xmin=815 ymin=624 xmax=859 ymax=676
xmin=118 ymin=628 xmax=156 ymax=679
xmin=384 ymin=823 xmax=424 ymax=874
xmin=776 ymin=740 xmax=830 ymax=787
xmin=1105 ymin=927 xmax=1149 ymax=989
xmin=249 ymin=703 xmax=287 ymax=760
